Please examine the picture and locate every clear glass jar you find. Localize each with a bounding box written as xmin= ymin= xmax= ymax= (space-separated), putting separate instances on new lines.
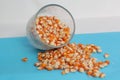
xmin=26 ymin=4 xmax=75 ymax=50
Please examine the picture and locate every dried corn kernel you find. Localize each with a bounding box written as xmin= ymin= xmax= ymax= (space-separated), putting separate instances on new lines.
xmin=99 ymin=73 xmax=106 ymax=78
xmin=104 ymin=53 xmax=109 ymax=58
xmin=35 ymin=43 xmax=110 ymax=78
xmin=35 ymin=16 xmax=70 ymax=46
xmin=78 ymin=68 xmax=84 ymax=72
xmin=22 ymin=57 xmax=28 ymax=62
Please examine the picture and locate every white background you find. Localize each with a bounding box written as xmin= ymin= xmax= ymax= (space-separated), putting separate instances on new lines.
xmin=0 ymin=0 xmax=120 ymax=38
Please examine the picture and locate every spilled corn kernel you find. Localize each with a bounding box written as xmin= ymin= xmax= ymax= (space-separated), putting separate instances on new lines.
xmin=35 ymin=43 xmax=110 ymax=78
xmin=22 ymin=57 xmax=28 ymax=62
xmin=104 ymin=53 xmax=109 ymax=58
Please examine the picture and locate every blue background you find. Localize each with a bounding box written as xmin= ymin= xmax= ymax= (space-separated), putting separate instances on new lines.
xmin=0 ymin=32 xmax=120 ymax=80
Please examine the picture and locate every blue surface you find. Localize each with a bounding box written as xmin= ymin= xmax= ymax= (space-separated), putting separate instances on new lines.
xmin=0 ymin=32 xmax=120 ymax=80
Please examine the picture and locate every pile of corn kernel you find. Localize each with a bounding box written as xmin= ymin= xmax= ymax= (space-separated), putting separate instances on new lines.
xmin=35 ymin=16 xmax=70 ymax=46
xmin=35 ymin=43 xmax=110 ymax=78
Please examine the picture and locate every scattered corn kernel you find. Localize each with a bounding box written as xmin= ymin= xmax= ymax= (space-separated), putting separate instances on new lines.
xmin=99 ymin=73 xmax=106 ymax=78
xmin=79 ymin=68 xmax=84 ymax=72
xmin=35 ymin=43 xmax=110 ymax=78
xmin=104 ymin=53 xmax=109 ymax=58
xmin=22 ymin=57 xmax=28 ymax=62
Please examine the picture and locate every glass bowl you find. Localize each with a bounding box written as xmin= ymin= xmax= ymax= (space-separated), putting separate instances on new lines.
xmin=26 ymin=4 xmax=75 ymax=50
